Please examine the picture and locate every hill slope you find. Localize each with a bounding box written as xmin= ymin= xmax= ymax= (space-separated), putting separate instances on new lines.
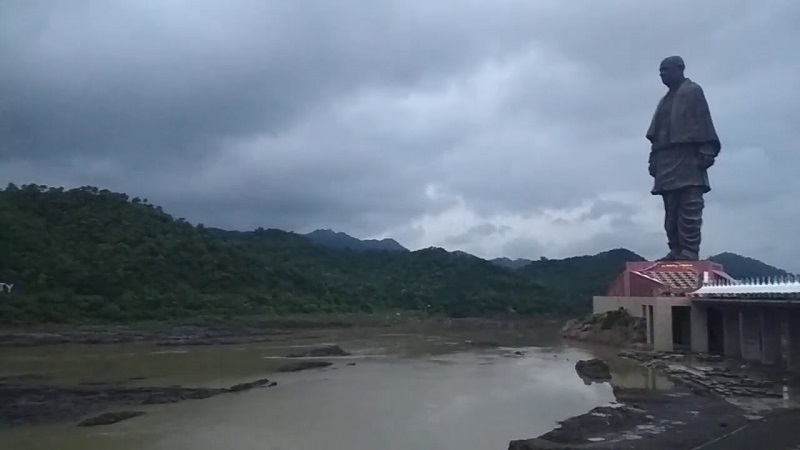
xmin=518 ymin=249 xmax=647 ymax=311
xmin=0 ymin=184 xmax=572 ymax=324
xmin=708 ymin=252 xmax=789 ymax=279
xmin=303 ymin=229 xmax=407 ymax=252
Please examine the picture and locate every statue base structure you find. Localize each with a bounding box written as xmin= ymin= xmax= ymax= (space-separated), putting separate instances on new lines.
xmin=592 ymin=260 xmax=736 ymax=353
xmin=590 ymin=259 xmax=800 ymax=375
xmin=606 ymin=261 xmax=734 ymax=298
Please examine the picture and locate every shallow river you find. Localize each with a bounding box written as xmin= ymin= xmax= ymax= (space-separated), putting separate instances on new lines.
xmin=0 ymin=321 xmax=670 ymax=450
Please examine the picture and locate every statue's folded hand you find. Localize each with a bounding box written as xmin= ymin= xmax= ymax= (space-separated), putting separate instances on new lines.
xmin=698 ymin=153 xmax=715 ymax=170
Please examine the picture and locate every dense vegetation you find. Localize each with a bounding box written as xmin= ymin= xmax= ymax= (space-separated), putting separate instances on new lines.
xmin=518 ymin=249 xmax=646 ymax=305
xmin=0 ymin=184 xmax=573 ymax=325
xmin=707 ymin=252 xmax=788 ymax=279
xmin=0 ymin=184 xmax=789 ymax=326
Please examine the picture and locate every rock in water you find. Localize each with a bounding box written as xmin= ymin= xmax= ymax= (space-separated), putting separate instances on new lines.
xmin=575 ymin=358 xmax=612 ymax=382
xmin=287 ymin=345 xmax=350 ymax=357
xmin=227 ymin=378 xmax=274 ymax=392
xmin=276 ymin=361 xmax=333 ymax=372
xmin=78 ymin=411 xmax=145 ymax=427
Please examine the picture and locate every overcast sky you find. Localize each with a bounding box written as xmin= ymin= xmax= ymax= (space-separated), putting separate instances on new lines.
xmin=2 ymin=1 xmax=799 ymax=270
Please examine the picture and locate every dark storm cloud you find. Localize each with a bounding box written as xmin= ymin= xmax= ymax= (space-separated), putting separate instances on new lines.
xmin=1 ymin=0 xmax=799 ymax=269
xmin=0 ymin=0 xmax=541 ymax=164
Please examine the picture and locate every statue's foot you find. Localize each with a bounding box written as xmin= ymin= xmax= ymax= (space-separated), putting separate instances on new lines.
xmin=672 ymin=249 xmax=699 ymax=261
xmin=657 ymin=251 xmax=678 ymax=261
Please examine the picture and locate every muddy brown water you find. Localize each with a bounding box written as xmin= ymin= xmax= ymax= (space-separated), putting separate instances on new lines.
xmin=0 ymin=321 xmax=671 ymax=450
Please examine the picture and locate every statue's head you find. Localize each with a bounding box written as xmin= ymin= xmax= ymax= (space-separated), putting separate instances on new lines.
xmin=659 ymin=56 xmax=685 ymax=88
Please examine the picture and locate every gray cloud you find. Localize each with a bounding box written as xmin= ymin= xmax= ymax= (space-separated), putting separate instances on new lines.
xmin=1 ymin=0 xmax=799 ymax=270
xmin=442 ymin=223 xmax=511 ymax=248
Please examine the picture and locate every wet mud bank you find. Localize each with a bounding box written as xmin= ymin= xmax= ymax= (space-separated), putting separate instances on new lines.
xmin=0 ymin=326 xmax=304 ymax=347
xmin=0 ymin=317 xmax=558 ymax=348
xmin=510 ymin=348 xmax=800 ymax=449
xmin=510 ymin=385 xmax=749 ymax=449
xmin=0 ymin=377 xmax=277 ymax=428
xmin=1 ymin=344 xmax=354 ymax=428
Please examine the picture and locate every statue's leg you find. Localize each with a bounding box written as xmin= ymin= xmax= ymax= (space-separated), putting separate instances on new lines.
xmin=675 ymin=186 xmax=704 ymax=260
xmin=661 ymin=191 xmax=680 ymax=259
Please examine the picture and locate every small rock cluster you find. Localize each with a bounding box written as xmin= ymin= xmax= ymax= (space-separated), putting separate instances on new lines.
xmin=663 ymin=365 xmax=781 ymax=398
xmin=561 ymin=308 xmax=646 ymax=346
xmin=619 ymin=349 xmax=782 ymax=398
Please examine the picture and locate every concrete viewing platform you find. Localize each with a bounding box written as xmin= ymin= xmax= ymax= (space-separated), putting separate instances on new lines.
xmin=593 ymin=260 xmax=800 ymax=374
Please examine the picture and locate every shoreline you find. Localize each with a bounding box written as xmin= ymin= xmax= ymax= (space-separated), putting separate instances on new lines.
xmin=0 ymin=376 xmax=279 ymax=428
xmin=0 ymin=342 xmax=354 ymax=429
xmin=509 ymin=343 xmax=800 ymax=449
xmin=0 ymin=316 xmax=565 ymax=347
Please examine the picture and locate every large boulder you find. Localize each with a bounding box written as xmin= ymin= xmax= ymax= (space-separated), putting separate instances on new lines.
xmin=575 ymin=358 xmax=612 ymax=382
xmin=561 ymin=308 xmax=646 ymax=347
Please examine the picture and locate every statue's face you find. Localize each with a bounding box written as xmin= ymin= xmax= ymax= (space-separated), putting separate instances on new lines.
xmin=659 ymin=61 xmax=683 ymax=87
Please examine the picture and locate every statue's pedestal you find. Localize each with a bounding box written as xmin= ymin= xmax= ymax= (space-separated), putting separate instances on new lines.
xmin=609 ymin=260 xmax=731 ymax=297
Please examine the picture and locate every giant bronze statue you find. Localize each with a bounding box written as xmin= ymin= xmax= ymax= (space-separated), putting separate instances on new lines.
xmin=646 ymin=56 xmax=721 ymax=261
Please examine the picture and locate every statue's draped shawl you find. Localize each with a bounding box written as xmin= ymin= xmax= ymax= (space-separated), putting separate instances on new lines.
xmin=646 ymin=79 xmax=721 ymax=155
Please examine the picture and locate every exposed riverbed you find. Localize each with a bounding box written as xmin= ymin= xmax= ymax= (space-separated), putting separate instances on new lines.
xmin=1 ymin=321 xmax=671 ymax=450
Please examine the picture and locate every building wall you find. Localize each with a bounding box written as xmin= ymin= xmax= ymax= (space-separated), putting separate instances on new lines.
xmin=606 ymin=272 xmax=662 ymax=297
xmin=629 ymin=273 xmax=661 ymax=297
xmin=606 ymin=274 xmax=626 ymax=297
xmin=594 ymin=295 xmax=691 ymax=315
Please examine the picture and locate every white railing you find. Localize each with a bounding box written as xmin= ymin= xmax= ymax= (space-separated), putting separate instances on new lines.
xmin=692 ymin=275 xmax=800 ymax=296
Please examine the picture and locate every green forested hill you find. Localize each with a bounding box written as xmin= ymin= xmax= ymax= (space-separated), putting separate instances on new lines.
xmin=0 ymin=184 xmax=579 ymax=324
xmin=708 ymin=252 xmax=788 ymax=279
xmin=1 ymin=184 xmax=788 ymax=326
xmin=518 ymin=249 xmax=647 ymax=310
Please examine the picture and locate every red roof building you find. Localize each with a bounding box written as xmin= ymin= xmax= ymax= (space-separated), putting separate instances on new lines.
xmin=607 ymin=261 xmax=735 ymax=297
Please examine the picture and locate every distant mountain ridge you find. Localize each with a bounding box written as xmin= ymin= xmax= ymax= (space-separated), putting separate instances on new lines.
xmin=303 ymin=229 xmax=407 ymax=252
xmin=300 ymin=229 xmax=792 ymax=278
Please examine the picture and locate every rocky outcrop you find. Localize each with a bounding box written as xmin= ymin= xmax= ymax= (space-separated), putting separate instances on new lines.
xmin=575 ymin=358 xmax=611 ymax=383
xmin=561 ymin=308 xmax=646 ymax=346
